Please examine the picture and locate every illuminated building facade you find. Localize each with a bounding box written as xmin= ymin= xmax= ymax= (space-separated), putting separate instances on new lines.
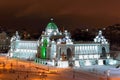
xmin=0 ymin=32 xmax=10 ymax=53
xmin=8 ymin=31 xmax=38 ymax=60
xmin=9 ymin=19 xmax=117 ymax=67
xmin=35 ymin=19 xmax=117 ymax=67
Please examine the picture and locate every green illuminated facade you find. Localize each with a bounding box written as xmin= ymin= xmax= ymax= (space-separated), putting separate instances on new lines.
xmin=40 ymin=39 xmax=48 ymax=59
xmin=40 ymin=46 xmax=46 ymax=59
xmin=34 ymin=19 xmax=113 ymax=67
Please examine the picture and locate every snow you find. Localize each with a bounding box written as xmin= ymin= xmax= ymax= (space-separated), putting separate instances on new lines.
xmin=0 ymin=56 xmax=120 ymax=80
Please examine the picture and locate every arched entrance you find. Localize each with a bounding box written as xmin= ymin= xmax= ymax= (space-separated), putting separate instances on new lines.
xmin=67 ymin=48 xmax=72 ymax=60
xmin=67 ymin=48 xmax=74 ymax=67
xmin=101 ymin=47 xmax=106 ymax=58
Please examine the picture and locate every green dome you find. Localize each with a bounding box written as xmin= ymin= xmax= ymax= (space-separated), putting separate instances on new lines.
xmin=46 ymin=22 xmax=58 ymax=29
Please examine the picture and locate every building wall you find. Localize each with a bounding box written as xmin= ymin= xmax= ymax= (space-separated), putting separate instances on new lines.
xmin=9 ymin=40 xmax=38 ymax=59
xmin=56 ymin=44 xmax=74 ymax=61
xmin=0 ymin=32 xmax=10 ymax=53
xmin=74 ymin=43 xmax=101 ymax=60
xmin=56 ymin=43 xmax=109 ymax=60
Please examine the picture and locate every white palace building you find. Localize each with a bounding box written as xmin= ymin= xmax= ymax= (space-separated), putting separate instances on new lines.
xmin=8 ymin=31 xmax=38 ymax=60
xmin=8 ymin=19 xmax=117 ymax=67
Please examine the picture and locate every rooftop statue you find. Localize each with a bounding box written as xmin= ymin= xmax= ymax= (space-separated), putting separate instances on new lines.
xmin=10 ymin=35 xmax=16 ymax=42
xmin=94 ymin=30 xmax=108 ymax=44
xmin=10 ymin=31 xmax=20 ymax=42
xmin=15 ymin=31 xmax=20 ymax=40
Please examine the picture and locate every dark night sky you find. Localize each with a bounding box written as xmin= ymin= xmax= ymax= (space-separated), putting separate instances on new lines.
xmin=0 ymin=0 xmax=120 ymax=32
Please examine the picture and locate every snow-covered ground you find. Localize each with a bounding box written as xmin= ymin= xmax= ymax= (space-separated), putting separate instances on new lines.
xmin=0 ymin=56 xmax=120 ymax=80
xmin=73 ymin=65 xmax=120 ymax=80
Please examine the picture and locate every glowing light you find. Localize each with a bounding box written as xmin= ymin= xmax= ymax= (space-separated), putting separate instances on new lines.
xmin=89 ymin=55 xmax=93 ymax=59
xmin=94 ymin=54 xmax=99 ymax=59
xmin=75 ymin=60 xmax=80 ymax=67
xmin=98 ymin=60 xmax=103 ymax=65
xmin=84 ymin=55 xmax=88 ymax=59
xmin=84 ymin=60 xmax=91 ymax=66
xmin=57 ymin=61 xmax=69 ymax=68
xmin=108 ymin=59 xmax=117 ymax=65
xmin=79 ymin=55 xmax=83 ymax=59
xmin=40 ymin=46 xmax=46 ymax=59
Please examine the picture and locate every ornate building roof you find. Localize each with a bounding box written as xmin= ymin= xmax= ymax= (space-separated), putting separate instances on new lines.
xmin=45 ymin=18 xmax=59 ymax=36
xmin=46 ymin=22 xmax=58 ymax=29
xmin=46 ymin=18 xmax=58 ymax=30
xmin=94 ymin=30 xmax=108 ymax=44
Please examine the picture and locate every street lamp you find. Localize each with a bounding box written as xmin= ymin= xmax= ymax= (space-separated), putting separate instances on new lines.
xmin=73 ymin=69 xmax=75 ymax=79
xmin=16 ymin=57 xmax=18 ymax=68
xmin=47 ymin=63 xmax=50 ymax=72
xmin=29 ymin=56 xmax=31 ymax=71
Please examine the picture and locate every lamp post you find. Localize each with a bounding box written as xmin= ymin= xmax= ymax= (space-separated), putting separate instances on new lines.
xmin=16 ymin=53 xmax=20 ymax=68
xmin=47 ymin=63 xmax=49 ymax=72
xmin=16 ymin=57 xmax=18 ymax=68
xmin=106 ymin=70 xmax=110 ymax=80
xmin=3 ymin=62 xmax=5 ymax=71
xmin=29 ymin=56 xmax=31 ymax=71
xmin=73 ymin=69 xmax=75 ymax=79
